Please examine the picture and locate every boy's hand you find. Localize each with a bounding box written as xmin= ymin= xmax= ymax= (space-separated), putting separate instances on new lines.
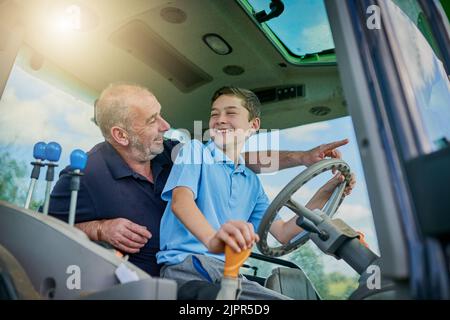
xmin=319 ymin=172 xmax=356 ymax=197
xmin=206 ymin=221 xmax=259 ymax=254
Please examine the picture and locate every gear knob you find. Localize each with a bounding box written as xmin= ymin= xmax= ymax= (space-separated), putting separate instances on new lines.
xmin=33 ymin=142 xmax=47 ymax=160
xmin=45 ymin=142 xmax=62 ymax=162
xmin=223 ymin=246 xmax=251 ymax=278
xmin=70 ymin=149 xmax=88 ymax=171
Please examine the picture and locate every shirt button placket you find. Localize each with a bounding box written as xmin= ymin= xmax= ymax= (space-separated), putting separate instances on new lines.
xmin=229 ymin=170 xmax=239 ymax=210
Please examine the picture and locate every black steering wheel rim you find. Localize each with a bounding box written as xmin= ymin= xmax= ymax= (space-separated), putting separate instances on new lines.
xmin=257 ymin=159 xmax=352 ymax=257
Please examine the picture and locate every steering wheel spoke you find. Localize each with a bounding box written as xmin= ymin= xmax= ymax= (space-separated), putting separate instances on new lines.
xmin=285 ymin=198 xmax=303 ymax=216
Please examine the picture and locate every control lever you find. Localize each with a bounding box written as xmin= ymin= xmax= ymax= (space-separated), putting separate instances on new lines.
xmin=296 ymin=216 xmax=329 ymax=241
xmin=24 ymin=142 xmax=47 ymax=209
xmin=67 ymin=149 xmax=88 ymax=226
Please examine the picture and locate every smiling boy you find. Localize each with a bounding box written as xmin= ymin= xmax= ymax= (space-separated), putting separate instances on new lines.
xmin=156 ymin=87 xmax=353 ymax=299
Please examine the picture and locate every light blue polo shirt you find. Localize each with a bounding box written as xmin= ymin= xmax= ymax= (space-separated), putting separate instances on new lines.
xmin=156 ymin=139 xmax=270 ymax=266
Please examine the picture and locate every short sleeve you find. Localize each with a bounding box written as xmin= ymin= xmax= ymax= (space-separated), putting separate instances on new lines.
xmin=161 ymin=139 xmax=204 ymax=201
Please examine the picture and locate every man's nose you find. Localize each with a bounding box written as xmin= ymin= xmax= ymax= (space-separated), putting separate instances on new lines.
xmin=158 ymin=116 xmax=171 ymax=132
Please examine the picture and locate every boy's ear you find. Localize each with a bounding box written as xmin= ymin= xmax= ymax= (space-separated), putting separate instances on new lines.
xmin=250 ymin=117 xmax=261 ymax=134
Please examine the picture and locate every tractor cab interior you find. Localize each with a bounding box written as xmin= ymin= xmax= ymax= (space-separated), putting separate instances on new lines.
xmin=0 ymin=0 xmax=450 ymax=300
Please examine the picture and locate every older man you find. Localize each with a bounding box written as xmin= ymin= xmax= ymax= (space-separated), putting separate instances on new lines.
xmin=48 ymin=83 xmax=352 ymax=276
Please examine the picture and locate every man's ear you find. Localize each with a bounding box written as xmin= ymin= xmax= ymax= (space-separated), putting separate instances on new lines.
xmin=110 ymin=126 xmax=129 ymax=146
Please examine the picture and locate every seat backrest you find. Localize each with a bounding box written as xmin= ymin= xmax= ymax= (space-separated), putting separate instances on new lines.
xmin=264 ymin=267 xmax=320 ymax=300
xmin=0 ymin=244 xmax=41 ymax=300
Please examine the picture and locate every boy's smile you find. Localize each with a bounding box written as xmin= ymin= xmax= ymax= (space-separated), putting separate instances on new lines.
xmin=209 ymin=95 xmax=260 ymax=152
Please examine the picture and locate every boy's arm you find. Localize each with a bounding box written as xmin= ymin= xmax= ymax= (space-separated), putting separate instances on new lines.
xmin=269 ymin=172 xmax=356 ymax=244
xmin=172 ymin=187 xmax=257 ymax=253
xmin=243 ymin=139 xmax=348 ymax=173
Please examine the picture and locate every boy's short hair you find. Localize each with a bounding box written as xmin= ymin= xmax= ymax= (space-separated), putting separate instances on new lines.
xmin=211 ymin=86 xmax=261 ymax=120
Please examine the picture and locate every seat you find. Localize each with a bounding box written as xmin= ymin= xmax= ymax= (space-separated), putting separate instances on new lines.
xmin=264 ymin=267 xmax=320 ymax=300
xmin=0 ymin=244 xmax=40 ymax=300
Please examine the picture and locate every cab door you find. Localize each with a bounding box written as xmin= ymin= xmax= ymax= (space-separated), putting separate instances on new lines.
xmin=325 ymin=0 xmax=450 ymax=299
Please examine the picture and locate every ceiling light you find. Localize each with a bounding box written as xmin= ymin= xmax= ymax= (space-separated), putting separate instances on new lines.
xmin=54 ymin=5 xmax=82 ymax=32
xmin=203 ymin=34 xmax=232 ymax=55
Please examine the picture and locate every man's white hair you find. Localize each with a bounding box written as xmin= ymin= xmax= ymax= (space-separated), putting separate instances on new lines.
xmin=95 ymin=82 xmax=154 ymax=141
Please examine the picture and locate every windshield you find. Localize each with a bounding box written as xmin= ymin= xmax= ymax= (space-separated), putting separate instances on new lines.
xmin=243 ymin=0 xmax=336 ymax=63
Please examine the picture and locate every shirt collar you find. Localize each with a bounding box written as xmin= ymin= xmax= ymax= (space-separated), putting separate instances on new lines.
xmin=102 ymin=141 xmax=171 ymax=180
xmin=205 ymin=140 xmax=247 ymax=176
xmin=102 ymin=141 xmax=134 ymax=179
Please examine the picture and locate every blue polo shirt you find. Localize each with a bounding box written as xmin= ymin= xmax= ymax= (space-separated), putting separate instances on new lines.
xmin=156 ymin=139 xmax=270 ymax=266
xmin=48 ymin=140 xmax=178 ymax=276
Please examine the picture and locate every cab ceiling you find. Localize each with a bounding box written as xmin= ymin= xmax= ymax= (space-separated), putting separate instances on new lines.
xmin=5 ymin=0 xmax=347 ymax=132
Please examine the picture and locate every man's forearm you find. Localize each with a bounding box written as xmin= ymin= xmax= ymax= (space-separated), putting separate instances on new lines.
xmin=75 ymin=220 xmax=104 ymax=241
xmin=244 ymin=151 xmax=306 ymax=173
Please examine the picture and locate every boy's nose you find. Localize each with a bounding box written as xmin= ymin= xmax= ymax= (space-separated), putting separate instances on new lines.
xmin=217 ymin=114 xmax=228 ymax=124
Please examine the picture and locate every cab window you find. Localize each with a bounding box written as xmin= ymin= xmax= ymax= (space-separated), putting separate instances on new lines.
xmin=243 ymin=116 xmax=379 ymax=299
xmin=388 ymin=0 xmax=450 ymax=150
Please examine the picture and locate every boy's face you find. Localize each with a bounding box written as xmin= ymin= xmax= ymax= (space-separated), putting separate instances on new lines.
xmin=209 ymin=94 xmax=260 ymax=150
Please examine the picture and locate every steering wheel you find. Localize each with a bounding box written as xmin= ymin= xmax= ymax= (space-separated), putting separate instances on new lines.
xmin=257 ymin=159 xmax=352 ymax=257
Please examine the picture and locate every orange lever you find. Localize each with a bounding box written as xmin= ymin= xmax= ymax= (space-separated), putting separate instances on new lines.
xmin=357 ymin=231 xmax=369 ymax=248
xmin=223 ymin=245 xmax=251 ymax=278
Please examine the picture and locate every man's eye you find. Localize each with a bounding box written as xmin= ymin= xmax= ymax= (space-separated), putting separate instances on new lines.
xmin=211 ymin=113 xmax=218 ymax=117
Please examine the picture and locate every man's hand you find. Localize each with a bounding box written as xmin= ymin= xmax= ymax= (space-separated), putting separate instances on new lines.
xmin=206 ymin=221 xmax=259 ymax=254
xmin=99 ymin=218 xmax=152 ymax=254
xmin=302 ymin=139 xmax=349 ymax=167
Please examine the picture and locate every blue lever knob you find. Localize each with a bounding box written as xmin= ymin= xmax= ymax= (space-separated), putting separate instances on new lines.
xmin=70 ymin=149 xmax=88 ymax=171
xmin=45 ymin=142 xmax=62 ymax=162
xmin=33 ymin=142 xmax=47 ymax=160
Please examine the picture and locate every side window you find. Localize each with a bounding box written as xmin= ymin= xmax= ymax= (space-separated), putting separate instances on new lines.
xmin=243 ymin=117 xmax=379 ymax=299
xmin=388 ymin=0 xmax=450 ymax=150
xmin=0 ymin=61 xmax=103 ymax=209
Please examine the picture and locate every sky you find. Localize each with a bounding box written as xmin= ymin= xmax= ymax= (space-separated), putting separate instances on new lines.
xmin=248 ymin=0 xmax=335 ymax=56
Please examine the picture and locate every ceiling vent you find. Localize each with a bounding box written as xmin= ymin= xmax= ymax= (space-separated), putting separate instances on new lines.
xmin=253 ymin=85 xmax=305 ymax=104
xmin=309 ymin=106 xmax=331 ymax=116
xmin=160 ymin=7 xmax=187 ymax=24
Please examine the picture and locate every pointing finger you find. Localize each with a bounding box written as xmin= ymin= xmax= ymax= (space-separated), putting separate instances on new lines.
xmin=321 ymin=139 xmax=349 ymax=152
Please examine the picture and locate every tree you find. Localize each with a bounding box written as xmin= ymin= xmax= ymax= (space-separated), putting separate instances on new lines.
xmin=286 ymin=242 xmax=359 ymax=300
xmin=0 ymin=149 xmax=27 ymax=206
xmin=287 ymin=242 xmax=328 ymax=298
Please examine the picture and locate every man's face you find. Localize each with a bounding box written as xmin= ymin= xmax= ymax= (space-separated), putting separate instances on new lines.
xmin=127 ymin=94 xmax=170 ymax=161
xmin=209 ymin=94 xmax=260 ymax=150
